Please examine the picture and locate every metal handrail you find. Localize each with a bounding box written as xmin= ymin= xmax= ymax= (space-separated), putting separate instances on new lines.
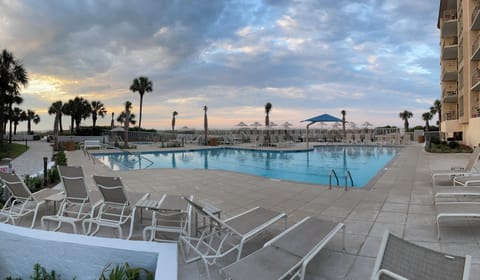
xmin=90 ymin=143 xmax=155 ymax=168
xmin=329 ymin=169 xmax=339 ymax=189
xmin=344 ymin=170 xmax=354 ymax=190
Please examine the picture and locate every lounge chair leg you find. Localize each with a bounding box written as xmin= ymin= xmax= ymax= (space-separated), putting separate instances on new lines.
xmin=342 ymin=224 xmax=346 ymax=250
xmin=436 ymin=217 xmax=441 ymax=240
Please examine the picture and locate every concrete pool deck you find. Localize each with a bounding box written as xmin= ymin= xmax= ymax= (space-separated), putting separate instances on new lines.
xmin=7 ymin=141 xmax=480 ymax=279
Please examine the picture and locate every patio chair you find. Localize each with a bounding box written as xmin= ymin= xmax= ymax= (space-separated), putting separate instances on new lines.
xmin=371 ymin=230 xmax=471 ymax=280
xmin=0 ymin=172 xmax=63 ymax=228
xmin=142 ymin=194 xmax=193 ymax=242
xmin=180 ymin=197 xmax=287 ymax=280
xmin=222 ymin=216 xmax=345 ymax=280
xmin=434 ymin=185 xmax=480 ymax=204
xmin=436 ymin=202 xmax=480 ymax=240
xmin=432 ymin=147 xmax=480 ymax=188
xmin=41 ymin=166 xmax=103 ymax=234
xmin=83 ymin=175 xmax=149 ymax=239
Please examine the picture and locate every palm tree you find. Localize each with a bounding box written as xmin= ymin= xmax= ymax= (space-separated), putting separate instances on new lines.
xmin=6 ymin=94 xmax=23 ymax=143
xmin=203 ymin=105 xmax=208 ymax=145
xmin=62 ymin=99 xmax=74 ymax=133
xmin=422 ymin=112 xmax=433 ymax=131
xmin=0 ymin=49 xmax=28 ymax=148
xmin=265 ymin=102 xmax=272 ymax=145
xmin=117 ymin=101 xmax=136 ymax=147
xmin=70 ymin=97 xmax=91 ymax=134
xmin=430 ymin=99 xmax=442 ymax=125
xmin=341 ymin=110 xmax=346 ymax=138
xmin=110 ymin=112 xmax=115 ymax=128
xmin=171 ymin=111 xmax=178 ymax=136
xmin=90 ymin=100 xmax=107 ymax=128
xmin=22 ymin=109 xmax=40 ymax=134
xmin=399 ymin=110 xmax=413 ymax=133
xmin=11 ymin=107 xmax=23 ymax=135
xmin=49 ymin=101 xmax=63 ymax=149
xmin=129 ymin=76 xmax=153 ymax=130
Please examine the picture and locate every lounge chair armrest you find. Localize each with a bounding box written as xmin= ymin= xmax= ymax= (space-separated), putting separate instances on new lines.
xmin=374 ymin=269 xmax=408 ymax=280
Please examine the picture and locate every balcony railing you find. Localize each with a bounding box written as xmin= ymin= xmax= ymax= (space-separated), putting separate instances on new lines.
xmin=472 ymin=1 xmax=480 ymax=29
xmin=472 ymin=37 xmax=480 ymax=60
xmin=443 ymin=111 xmax=458 ymax=121
xmin=442 ymin=60 xmax=458 ymax=81
xmin=444 ymin=9 xmax=458 ymax=20
xmin=442 ymin=89 xmax=458 ymax=103
xmin=472 ymin=104 xmax=480 ymax=118
xmin=472 ymin=69 xmax=480 ymax=90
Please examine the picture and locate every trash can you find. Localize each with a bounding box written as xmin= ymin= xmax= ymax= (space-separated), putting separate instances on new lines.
xmin=418 ymin=135 xmax=425 ymax=143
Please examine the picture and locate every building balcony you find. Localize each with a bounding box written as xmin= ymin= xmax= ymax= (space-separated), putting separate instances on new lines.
xmin=442 ymin=37 xmax=458 ymax=60
xmin=472 ymin=2 xmax=480 ymax=30
xmin=472 ymin=37 xmax=480 ymax=60
xmin=472 ymin=70 xmax=480 ymax=90
xmin=472 ymin=104 xmax=480 ymax=118
xmin=441 ymin=9 xmax=458 ymax=37
xmin=442 ymin=89 xmax=458 ymax=103
xmin=441 ymin=61 xmax=458 ymax=81
xmin=443 ymin=110 xmax=458 ymax=121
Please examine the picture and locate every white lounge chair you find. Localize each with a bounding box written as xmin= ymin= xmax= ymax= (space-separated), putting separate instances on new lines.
xmin=222 ymin=216 xmax=345 ymax=280
xmin=142 ymin=194 xmax=193 ymax=242
xmin=83 ymin=175 xmax=149 ymax=239
xmin=0 ymin=172 xmax=63 ymax=228
xmin=41 ymin=166 xmax=103 ymax=234
xmin=180 ymin=197 xmax=287 ymax=280
xmin=432 ymin=147 xmax=480 ymax=188
xmin=436 ymin=202 xmax=480 ymax=240
xmin=372 ymin=230 xmax=471 ymax=280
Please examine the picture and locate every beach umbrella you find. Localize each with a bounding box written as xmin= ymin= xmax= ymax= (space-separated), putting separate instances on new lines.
xmin=269 ymin=121 xmax=278 ymax=127
xmin=362 ymin=121 xmax=372 ymax=128
xmin=282 ymin=121 xmax=293 ymax=128
xmin=250 ymin=121 xmax=262 ymax=128
xmin=236 ymin=121 xmax=248 ymax=127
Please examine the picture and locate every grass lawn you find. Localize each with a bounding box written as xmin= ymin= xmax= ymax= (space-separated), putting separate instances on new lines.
xmin=0 ymin=142 xmax=29 ymax=161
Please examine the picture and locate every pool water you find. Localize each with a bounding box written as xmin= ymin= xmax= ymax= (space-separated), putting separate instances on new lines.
xmin=94 ymin=146 xmax=399 ymax=187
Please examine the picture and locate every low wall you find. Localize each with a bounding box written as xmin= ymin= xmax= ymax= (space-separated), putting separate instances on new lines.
xmin=0 ymin=223 xmax=176 ymax=280
xmin=57 ymin=135 xmax=108 ymax=143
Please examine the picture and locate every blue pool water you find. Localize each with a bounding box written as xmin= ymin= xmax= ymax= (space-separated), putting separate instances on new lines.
xmin=94 ymin=146 xmax=399 ymax=187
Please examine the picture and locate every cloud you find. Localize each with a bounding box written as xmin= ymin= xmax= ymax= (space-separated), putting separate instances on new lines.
xmin=0 ymin=0 xmax=441 ymax=132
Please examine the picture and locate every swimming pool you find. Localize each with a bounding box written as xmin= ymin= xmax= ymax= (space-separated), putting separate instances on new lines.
xmin=94 ymin=146 xmax=400 ymax=187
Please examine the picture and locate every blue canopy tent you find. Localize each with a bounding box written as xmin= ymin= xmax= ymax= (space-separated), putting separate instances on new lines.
xmin=301 ymin=114 xmax=344 ymax=148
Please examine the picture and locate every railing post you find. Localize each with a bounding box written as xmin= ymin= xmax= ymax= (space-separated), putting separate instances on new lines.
xmin=43 ymin=157 xmax=48 ymax=187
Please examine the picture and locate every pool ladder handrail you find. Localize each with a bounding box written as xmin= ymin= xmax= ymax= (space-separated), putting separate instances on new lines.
xmin=344 ymin=170 xmax=354 ymax=190
xmin=329 ymin=169 xmax=339 ymax=189
xmin=95 ymin=144 xmax=155 ymax=168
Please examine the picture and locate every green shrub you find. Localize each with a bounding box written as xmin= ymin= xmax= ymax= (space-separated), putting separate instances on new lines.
xmin=99 ymin=263 xmax=153 ymax=280
xmin=5 ymin=263 xmax=63 ymax=280
xmin=54 ymin=150 xmax=67 ymax=166
xmin=448 ymin=141 xmax=460 ymax=149
xmin=24 ymin=175 xmax=43 ymax=192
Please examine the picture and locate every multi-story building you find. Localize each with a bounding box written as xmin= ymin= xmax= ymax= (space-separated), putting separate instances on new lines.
xmin=438 ymin=0 xmax=480 ymax=146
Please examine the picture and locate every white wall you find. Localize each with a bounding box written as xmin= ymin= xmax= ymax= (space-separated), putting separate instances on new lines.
xmin=0 ymin=223 xmax=177 ymax=280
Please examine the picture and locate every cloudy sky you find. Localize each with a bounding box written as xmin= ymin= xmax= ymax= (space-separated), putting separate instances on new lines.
xmin=1 ymin=0 xmax=440 ymax=132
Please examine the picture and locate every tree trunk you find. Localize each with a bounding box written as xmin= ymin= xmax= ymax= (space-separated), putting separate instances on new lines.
xmin=92 ymin=116 xmax=97 ymax=128
xmin=14 ymin=123 xmax=17 ymax=135
xmin=8 ymin=118 xmax=12 ymax=144
xmin=27 ymin=120 xmax=31 ymax=134
xmin=53 ymin=115 xmax=59 ymax=151
xmin=70 ymin=116 xmax=74 ymax=133
xmin=138 ymin=94 xmax=143 ymax=130
xmin=59 ymin=115 xmax=63 ymax=133
xmin=124 ymin=114 xmax=129 ymax=148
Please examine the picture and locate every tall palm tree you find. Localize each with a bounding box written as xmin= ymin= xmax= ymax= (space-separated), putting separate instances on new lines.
xmin=6 ymin=94 xmax=23 ymax=143
xmin=341 ymin=110 xmax=346 ymax=138
xmin=62 ymin=99 xmax=74 ymax=133
xmin=22 ymin=109 xmax=40 ymax=134
xmin=203 ymin=105 xmax=208 ymax=145
xmin=399 ymin=110 xmax=413 ymax=133
xmin=0 ymin=49 xmax=28 ymax=148
xmin=117 ymin=101 xmax=136 ymax=147
xmin=422 ymin=112 xmax=433 ymax=131
xmin=129 ymin=76 xmax=153 ymax=130
xmin=11 ymin=107 xmax=23 ymax=135
xmin=110 ymin=112 xmax=115 ymax=128
xmin=430 ymin=99 xmax=442 ymax=126
xmin=265 ymin=102 xmax=272 ymax=145
xmin=70 ymin=97 xmax=91 ymax=134
xmin=90 ymin=100 xmax=107 ymax=128
xmin=171 ymin=111 xmax=178 ymax=136
xmin=49 ymin=100 xmax=63 ymax=149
